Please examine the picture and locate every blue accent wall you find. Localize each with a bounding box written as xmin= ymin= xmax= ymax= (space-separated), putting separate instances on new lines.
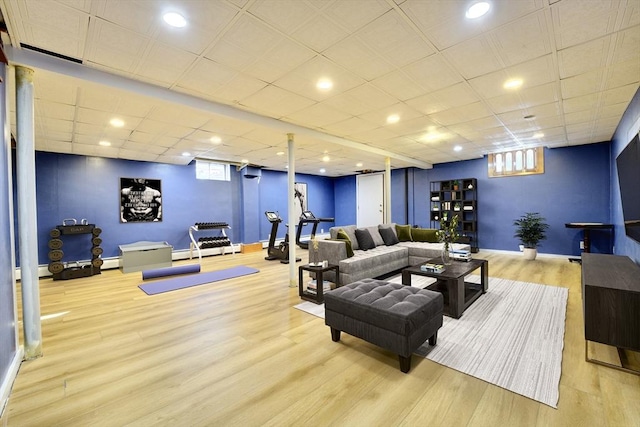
xmin=17 ymin=103 xmax=638 ymax=267
xmin=408 ymin=144 xmax=611 ymax=256
xmin=611 ymin=88 xmax=640 ymax=264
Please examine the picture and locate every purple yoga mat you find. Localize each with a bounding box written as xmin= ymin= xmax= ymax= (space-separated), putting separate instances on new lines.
xmin=138 ymin=265 xmax=259 ymax=295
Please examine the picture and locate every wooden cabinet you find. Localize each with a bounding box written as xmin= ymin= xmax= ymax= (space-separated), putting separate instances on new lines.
xmin=581 ymin=253 xmax=640 ymax=374
xmin=430 ymin=178 xmax=478 ymax=252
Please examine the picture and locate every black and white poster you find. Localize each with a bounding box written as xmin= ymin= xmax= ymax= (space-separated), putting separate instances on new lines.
xmin=294 ymin=182 xmax=307 ymax=220
xmin=120 ymin=178 xmax=162 ymax=223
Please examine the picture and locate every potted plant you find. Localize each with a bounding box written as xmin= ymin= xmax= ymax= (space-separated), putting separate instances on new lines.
xmin=452 ymin=180 xmax=459 ymax=191
xmin=513 ymin=212 xmax=549 ymax=260
xmin=436 ymin=214 xmax=459 ymax=265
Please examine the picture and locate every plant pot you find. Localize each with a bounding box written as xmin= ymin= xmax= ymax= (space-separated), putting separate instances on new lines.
xmin=523 ymin=248 xmax=537 ymax=260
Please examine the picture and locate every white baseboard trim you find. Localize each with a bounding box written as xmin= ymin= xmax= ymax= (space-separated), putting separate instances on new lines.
xmin=478 ymin=248 xmax=575 ymax=259
xmin=0 ymin=347 xmax=24 ymax=419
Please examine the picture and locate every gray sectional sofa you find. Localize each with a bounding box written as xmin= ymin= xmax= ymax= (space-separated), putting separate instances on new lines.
xmin=310 ymin=224 xmax=471 ymax=286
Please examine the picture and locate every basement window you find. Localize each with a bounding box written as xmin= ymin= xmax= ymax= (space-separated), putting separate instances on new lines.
xmin=488 ymin=147 xmax=544 ymax=177
xmin=196 ymin=159 xmax=230 ymax=181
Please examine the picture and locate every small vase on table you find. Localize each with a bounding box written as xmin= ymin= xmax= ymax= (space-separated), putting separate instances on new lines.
xmin=441 ymin=242 xmax=452 ymax=265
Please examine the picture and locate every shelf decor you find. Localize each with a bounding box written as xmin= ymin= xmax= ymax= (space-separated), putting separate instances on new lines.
xmin=430 ymin=178 xmax=478 ymax=252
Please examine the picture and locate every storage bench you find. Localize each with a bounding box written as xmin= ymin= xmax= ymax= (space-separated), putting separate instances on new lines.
xmin=324 ymin=278 xmax=443 ymax=373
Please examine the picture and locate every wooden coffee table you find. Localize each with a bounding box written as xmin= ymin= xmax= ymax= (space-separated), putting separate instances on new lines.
xmin=401 ymin=258 xmax=488 ymax=318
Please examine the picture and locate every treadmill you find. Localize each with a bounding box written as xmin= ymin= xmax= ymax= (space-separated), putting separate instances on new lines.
xmin=295 ymin=210 xmax=335 ymax=249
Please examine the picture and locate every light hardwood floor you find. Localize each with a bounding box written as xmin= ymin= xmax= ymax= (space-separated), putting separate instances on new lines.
xmin=2 ymin=250 xmax=639 ymax=426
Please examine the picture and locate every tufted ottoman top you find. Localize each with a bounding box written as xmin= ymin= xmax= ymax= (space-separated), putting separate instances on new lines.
xmin=324 ymin=278 xmax=443 ymax=335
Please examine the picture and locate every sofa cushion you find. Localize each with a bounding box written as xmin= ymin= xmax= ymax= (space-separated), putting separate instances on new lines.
xmin=396 ymin=224 xmax=413 ymax=242
xmin=366 ymin=226 xmax=385 ymax=247
xmin=411 ymin=228 xmax=438 ymax=243
xmin=337 ymin=225 xmax=359 ymax=250
xmin=339 ymin=245 xmax=408 ymax=276
xmin=379 ymin=227 xmax=400 ymax=246
xmin=355 ymin=228 xmax=376 ymax=251
xmin=327 ymin=238 xmax=354 ymax=258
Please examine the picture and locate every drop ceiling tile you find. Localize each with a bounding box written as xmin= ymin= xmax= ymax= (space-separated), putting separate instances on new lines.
xmin=292 ymin=14 xmax=349 ymax=52
xmin=442 ymin=35 xmax=503 ymax=80
xmin=273 ymin=56 xmax=366 ymax=102
xmin=386 ymin=116 xmax=439 ymax=136
xmin=349 ymin=126 xmax=399 ymax=143
xmin=605 ymin=59 xmax=640 ymax=89
xmin=357 ymin=103 xmax=423 ymax=127
xmin=559 ymin=35 xmax=610 ymax=79
xmin=492 ymin=10 xmax=552 ymax=67
xmin=357 ymin=10 xmax=436 ymax=68
xmin=601 ymin=83 xmax=639 ymax=106
xmin=403 ymin=54 xmax=464 ymax=92
xmin=561 ymin=68 xmax=605 ymax=99
xmin=370 ymin=69 xmax=424 ymax=101
xmin=552 ymin=0 xmax=618 ymax=49
xmin=118 ymin=149 xmax=161 ymax=163
xmin=240 ymin=85 xmax=316 ymax=118
xmin=38 ymin=140 xmax=72 ymax=152
xmin=321 ymin=116 xmax=380 ymax=135
xmin=404 ymin=2 xmax=482 ymax=50
xmin=177 ymin=58 xmax=237 ymax=96
xmin=219 ymin=14 xmax=282 ymax=57
xmin=429 ymin=102 xmax=493 ymax=126
xmin=36 ymin=101 xmax=75 ymax=120
xmin=323 ymin=35 xmax=395 ymax=81
xmin=324 ymin=0 xmax=392 ymax=32
xmin=244 ymin=38 xmax=316 ymax=83
xmin=284 ymin=103 xmax=351 ymax=128
xmin=247 ymin=0 xmax=315 ymax=34
xmin=406 ymin=83 xmax=480 ymax=115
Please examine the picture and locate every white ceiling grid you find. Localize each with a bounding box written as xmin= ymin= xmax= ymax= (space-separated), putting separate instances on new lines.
xmin=0 ymin=0 xmax=638 ymax=176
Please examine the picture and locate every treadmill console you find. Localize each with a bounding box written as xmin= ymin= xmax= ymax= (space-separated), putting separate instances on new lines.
xmin=301 ymin=211 xmax=316 ymax=220
xmin=265 ymin=211 xmax=280 ymax=222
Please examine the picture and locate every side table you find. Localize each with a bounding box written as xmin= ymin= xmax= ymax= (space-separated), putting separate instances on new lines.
xmin=298 ymin=263 xmax=339 ymax=304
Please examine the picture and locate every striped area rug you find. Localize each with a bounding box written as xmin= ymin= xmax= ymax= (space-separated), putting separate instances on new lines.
xmin=294 ymin=275 xmax=568 ymax=408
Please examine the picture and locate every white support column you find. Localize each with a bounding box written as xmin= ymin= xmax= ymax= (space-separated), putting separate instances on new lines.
xmin=287 ymin=133 xmax=297 ymax=287
xmin=384 ymin=157 xmax=392 ymax=223
xmin=15 ymin=66 xmax=42 ymax=359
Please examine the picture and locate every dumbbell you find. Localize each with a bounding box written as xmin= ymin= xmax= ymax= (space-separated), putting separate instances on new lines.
xmin=48 ymin=249 xmax=64 ymax=261
xmin=48 ymin=239 xmax=63 ymax=250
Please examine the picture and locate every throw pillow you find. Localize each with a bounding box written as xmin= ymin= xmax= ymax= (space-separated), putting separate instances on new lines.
xmin=396 ymin=224 xmax=413 ymax=242
xmin=366 ymin=226 xmax=385 ymax=247
xmin=379 ymin=227 xmax=400 ymax=246
xmin=411 ymin=228 xmax=438 ymax=243
xmin=327 ymin=238 xmax=354 ymax=258
xmin=355 ymin=228 xmax=376 ymax=251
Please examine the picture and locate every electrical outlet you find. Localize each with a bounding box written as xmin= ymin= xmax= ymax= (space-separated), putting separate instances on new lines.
xmin=580 ymin=241 xmax=584 ymax=250
xmin=321 ymin=228 xmax=324 ymax=234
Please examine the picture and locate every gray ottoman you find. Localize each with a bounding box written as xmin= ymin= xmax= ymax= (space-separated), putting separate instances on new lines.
xmin=324 ymin=278 xmax=444 ymax=373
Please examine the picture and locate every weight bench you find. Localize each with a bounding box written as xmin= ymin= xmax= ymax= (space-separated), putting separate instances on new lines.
xmin=324 ymin=278 xmax=443 ymax=373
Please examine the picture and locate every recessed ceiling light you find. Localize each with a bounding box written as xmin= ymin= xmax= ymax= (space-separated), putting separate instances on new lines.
xmin=241 ymin=158 xmax=249 ymax=164
xmin=465 ymin=2 xmax=491 ymax=19
xmin=163 ymin=12 xmax=186 ymax=28
xmin=98 ymin=140 xmax=111 ymax=147
xmin=386 ymin=114 xmax=400 ymax=124
xmin=356 ymin=162 xmax=363 ymax=167
xmin=319 ymin=168 xmax=326 ymax=173
xmin=533 ymin=132 xmax=545 ymax=139
xmin=454 ymin=145 xmax=463 ymax=152
xmin=182 ymin=152 xmax=191 ymax=157
xmin=110 ymin=118 xmax=124 ymax=127
xmin=316 ymin=79 xmax=333 ymax=91
xmin=503 ymin=78 xmax=523 ymax=90
xmin=322 ymin=155 xmax=330 ymax=162
xmin=210 ymin=136 xmax=222 ymax=144
xmin=276 ymin=151 xmax=285 ymax=156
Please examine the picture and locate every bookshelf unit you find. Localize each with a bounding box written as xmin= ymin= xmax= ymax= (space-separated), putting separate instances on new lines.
xmin=430 ymin=178 xmax=478 ymax=253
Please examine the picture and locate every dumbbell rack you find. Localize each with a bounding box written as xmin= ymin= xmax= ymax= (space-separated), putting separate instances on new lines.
xmin=188 ymin=222 xmax=235 ymax=261
xmin=48 ymin=221 xmax=103 ymax=280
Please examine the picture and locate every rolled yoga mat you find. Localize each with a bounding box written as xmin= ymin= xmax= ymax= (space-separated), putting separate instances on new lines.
xmin=142 ymin=263 xmax=201 ymax=280
xmin=139 ymin=265 xmax=259 ymax=295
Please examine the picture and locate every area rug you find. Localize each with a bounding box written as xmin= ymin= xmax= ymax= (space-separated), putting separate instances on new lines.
xmin=139 ymin=266 xmax=259 ymax=295
xmin=294 ymin=275 xmax=568 ymax=408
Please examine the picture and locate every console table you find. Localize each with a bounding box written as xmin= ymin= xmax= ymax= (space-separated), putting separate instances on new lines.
xmin=565 ymin=222 xmax=613 ymax=263
xmin=582 ymin=253 xmax=640 ymax=375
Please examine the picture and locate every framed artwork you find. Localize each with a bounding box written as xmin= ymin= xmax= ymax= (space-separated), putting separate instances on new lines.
xmin=294 ymin=182 xmax=307 ymax=220
xmin=120 ymin=178 xmax=162 ymax=223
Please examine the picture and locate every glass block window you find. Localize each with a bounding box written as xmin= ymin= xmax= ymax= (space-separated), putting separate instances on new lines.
xmin=488 ymin=147 xmax=544 ymax=177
